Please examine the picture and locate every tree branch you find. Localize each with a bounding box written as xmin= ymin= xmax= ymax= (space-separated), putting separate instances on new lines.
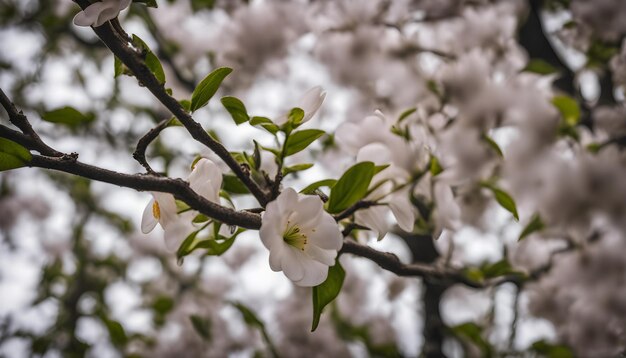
xmin=133 ymin=117 xmax=171 ymax=174
xmin=28 ymin=154 xmax=262 ymax=229
xmin=0 ymin=88 xmax=63 ymax=157
xmin=71 ymin=1 xmax=270 ymax=206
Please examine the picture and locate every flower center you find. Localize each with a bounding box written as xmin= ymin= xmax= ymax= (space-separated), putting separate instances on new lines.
xmin=152 ymin=201 xmax=161 ymax=220
xmin=283 ymin=221 xmax=307 ymax=251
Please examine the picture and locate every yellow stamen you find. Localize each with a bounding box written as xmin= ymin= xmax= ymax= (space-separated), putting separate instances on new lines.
xmin=283 ymin=224 xmax=308 ymax=251
xmin=152 ymin=201 xmax=161 ymax=220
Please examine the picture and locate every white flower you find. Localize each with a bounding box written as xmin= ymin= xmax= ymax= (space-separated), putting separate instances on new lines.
xmin=73 ymin=0 xmax=131 ymax=27
xmin=433 ymin=181 xmax=462 ymax=239
xmin=275 ymin=86 xmax=326 ymax=126
xmin=260 ymin=188 xmax=343 ymax=286
xmin=352 ymin=143 xmax=415 ymax=239
xmin=141 ymin=158 xmax=223 ymax=251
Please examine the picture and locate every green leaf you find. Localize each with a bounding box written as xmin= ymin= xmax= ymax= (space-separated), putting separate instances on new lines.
xmin=133 ymin=0 xmax=158 ymax=7
xmin=482 ymin=183 xmax=519 ymax=221
xmin=287 ymin=107 xmax=304 ymax=125
xmin=203 ymin=235 xmax=236 ymax=256
xmin=221 ymin=96 xmax=249 ymax=125
xmin=103 ymin=319 xmax=128 ymax=347
xmin=231 ymin=301 xmax=280 ymax=357
xmin=312 ymin=261 xmax=345 ymax=331
xmin=451 ymin=322 xmax=492 ymax=357
xmin=482 ymin=135 xmax=503 ymax=157
xmin=531 ymin=340 xmax=574 ymax=358
xmin=327 ymin=162 xmax=376 ymax=214
xmin=518 ymin=213 xmax=544 ymax=241
xmin=132 ymin=35 xmax=165 ymax=85
xmin=41 ymin=106 xmax=95 ymax=128
xmin=190 ymin=67 xmax=233 ymax=112
xmin=249 ymin=116 xmax=273 ymax=125
xmin=523 ymin=59 xmax=560 ymax=75
xmin=300 ymin=179 xmax=337 ymax=194
xmin=551 ymin=95 xmax=580 ymax=127
xmin=283 ymin=163 xmax=314 ymax=176
xmin=249 ymin=116 xmax=278 ymax=134
xmin=0 ymin=138 xmax=32 ymax=171
xmin=176 ymin=230 xmax=200 ymax=260
xmin=429 ymin=155 xmax=443 ymax=176
xmin=481 ymin=260 xmax=525 ymax=280
xmin=284 ymin=129 xmax=325 ymax=156
xmin=113 ymin=56 xmax=132 ymax=78
xmin=222 ymin=174 xmax=250 ymax=194
xmin=190 ymin=315 xmax=212 ymax=341
xmin=397 ymin=107 xmax=417 ymax=123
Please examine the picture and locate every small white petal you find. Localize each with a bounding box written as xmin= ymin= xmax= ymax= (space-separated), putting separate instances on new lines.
xmin=305 ymin=245 xmax=336 ymax=266
xmin=189 ymin=158 xmax=223 ymax=201
xmin=356 ymin=206 xmax=390 ymax=240
xmin=282 ymin=247 xmax=305 ymax=282
xmin=356 ymin=142 xmax=393 ymax=165
xmin=163 ymin=220 xmax=194 ymax=252
xmin=152 ymin=192 xmax=177 ymax=227
xmin=140 ymin=198 xmax=158 ymax=234
xmin=299 ymin=86 xmax=326 ymax=123
xmin=389 ymin=196 xmax=415 ymax=232
xmin=73 ymin=3 xmax=106 ymax=26
xmin=294 ymin=259 xmax=328 ymax=287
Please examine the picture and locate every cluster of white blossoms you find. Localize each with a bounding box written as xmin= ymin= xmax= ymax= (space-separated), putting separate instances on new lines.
xmin=73 ymin=0 xmax=131 ymax=27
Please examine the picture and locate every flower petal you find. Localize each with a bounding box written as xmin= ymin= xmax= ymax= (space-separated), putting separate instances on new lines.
xmin=290 ymin=195 xmax=323 ymax=229
xmin=304 ymin=245 xmax=336 ymax=266
xmin=281 ymin=247 xmax=305 ymax=282
xmin=294 ymin=259 xmax=328 ymax=287
xmin=73 ymin=2 xmax=106 ymax=26
xmin=389 ymin=195 xmax=415 ymax=232
xmin=356 ymin=206 xmax=390 ymax=240
xmin=152 ymin=192 xmax=177 ymax=227
xmin=308 ymin=213 xmax=343 ymax=250
xmin=163 ymin=220 xmax=195 ymax=252
xmin=141 ymin=198 xmax=158 ymax=234
xmin=299 ymin=86 xmax=326 ymax=123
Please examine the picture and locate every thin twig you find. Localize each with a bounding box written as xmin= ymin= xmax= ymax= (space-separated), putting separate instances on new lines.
xmin=0 ymin=88 xmax=64 ymax=157
xmin=133 ymin=117 xmax=171 ymax=174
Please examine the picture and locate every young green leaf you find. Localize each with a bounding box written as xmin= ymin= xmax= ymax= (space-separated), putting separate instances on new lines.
xmin=551 ymin=95 xmax=580 ymax=127
xmin=132 ymin=35 xmax=166 ymax=85
xmin=222 ymin=174 xmax=250 ymax=194
xmin=482 ymin=184 xmax=519 ymax=221
xmin=518 ymin=213 xmax=544 ymax=241
xmin=429 ymin=155 xmax=443 ymax=176
xmin=133 ymin=0 xmax=158 ymax=7
xmin=250 ymin=116 xmax=279 ymax=134
xmin=397 ymin=107 xmax=416 ymax=123
xmin=0 ymin=138 xmax=32 ymax=171
xmin=283 ymin=163 xmax=314 ymax=176
xmin=482 ymin=135 xmax=504 ymax=158
xmin=221 ymin=96 xmax=249 ymax=125
xmin=41 ymin=106 xmax=95 ymax=128
xmin=523 ymin=59 xmax=560 ymax=75
xmin=312 ymin=261 xmax=345 ymax=332
xmin=231 ymin=302 xmax=279 ymax=357
xmin=300 ymin=179 xmax=337 ymax=195
xmin=190 ymin=67 xmax=233 ymax=112
xmin=189 ymin=315 xmax=212 ymax=341
xmin=327 ymin=162 xmax=376 ymax=214
xmin=451 ymin=322 xmax=493 ymax=357
xmin=284 ymin=129 xmax=325 ymax=156
xmin=203 ymin=235 xmax=236 ymax=256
